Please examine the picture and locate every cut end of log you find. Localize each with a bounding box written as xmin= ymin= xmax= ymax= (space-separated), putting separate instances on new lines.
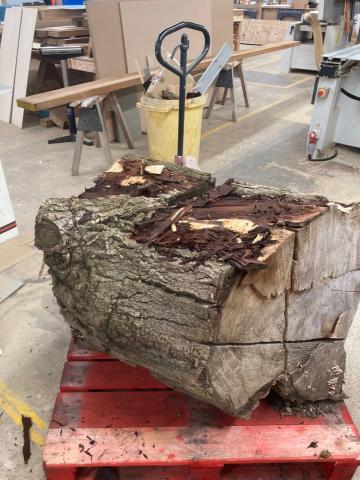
xmin=35 ymin=219 xmax=61 ymax=249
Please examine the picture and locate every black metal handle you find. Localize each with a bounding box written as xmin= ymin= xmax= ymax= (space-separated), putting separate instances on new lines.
xmin=155 ymin=21 xmax=210 ymax=78
xmin=154 ymin=22 xmax=210 ymax=159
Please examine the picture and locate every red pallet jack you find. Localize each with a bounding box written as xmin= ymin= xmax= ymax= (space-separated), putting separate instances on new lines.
xmin=43 ymin=336 xmax=360 ymax=480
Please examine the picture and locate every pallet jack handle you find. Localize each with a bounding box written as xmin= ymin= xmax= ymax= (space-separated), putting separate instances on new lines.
xmin=155 ymin=22 xmax=210 ymax=160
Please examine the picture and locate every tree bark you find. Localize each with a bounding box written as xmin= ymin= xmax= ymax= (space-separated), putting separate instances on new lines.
xmin=35 ymin=156 xmax=360 ymax=418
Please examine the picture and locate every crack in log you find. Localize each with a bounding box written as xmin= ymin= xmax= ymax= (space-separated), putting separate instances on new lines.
xmin=140 ymin=277 xmax=219 ymax=306
xmin=321 ymin=279 xmax=360 ymax=293
xmin=195 ymin=338 xmax=344 ymax=347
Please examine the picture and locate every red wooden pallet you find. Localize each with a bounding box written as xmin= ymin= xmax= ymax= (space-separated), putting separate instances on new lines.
xmin=44 ymin=337 xmax=360 ymax=480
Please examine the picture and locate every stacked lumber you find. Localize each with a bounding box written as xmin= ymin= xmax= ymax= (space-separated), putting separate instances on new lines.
xmin=34 ymin=26 xmax=90 ymax=46
xmin=36 ymin=7 xmax=86 ymax=28
xmin=0 ymin=6 xmax=87 ymax=128
xmin=35 ymin=156 xmax=360 ymax=418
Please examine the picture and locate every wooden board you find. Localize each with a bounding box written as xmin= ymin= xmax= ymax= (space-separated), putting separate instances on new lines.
xmin=44 ymin=36 xmax=89 ymax=46
xmin=211 ymin=0 xmax=233 ymax=53
xmin=241 ymin=19 xmax=290 ymax=45
xmin=0 ymin=7 xmax=22 ymax=123
xmin=87 ymin=0 xmax=127 ymax=79
xmin=36 ymin=7 xmax=85 ymax=21
xmin=119 ymin=0 xmax=213 ymax=74
xmin=35 ymin=26 xmax=89 ymax=38
xmin=60 ymin=360 xmax=167 ymax=392
xmin=68 ymin=56 xmax=96 ymax=74
xmin=17 ymin=41 xmax=300 ymax=112
xmin=44 ymin=424 xmax=360 ymax=467
xmin=11 ymin=7 xmax=38 ymax=128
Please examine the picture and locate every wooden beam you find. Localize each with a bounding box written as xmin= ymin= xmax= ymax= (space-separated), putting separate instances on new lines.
xmin=17 ymin=41 xmax=300 ymax=112
xmin=0 ymin=8 xmax=22 ymax=123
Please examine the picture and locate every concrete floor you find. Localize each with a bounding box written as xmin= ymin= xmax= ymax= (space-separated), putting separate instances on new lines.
xmin=0 ymin=52 xmax=360 ymax=479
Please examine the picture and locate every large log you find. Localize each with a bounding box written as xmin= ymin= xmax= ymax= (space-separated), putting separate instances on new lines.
xmin=35 ymin=155 xmax=360 ymax=418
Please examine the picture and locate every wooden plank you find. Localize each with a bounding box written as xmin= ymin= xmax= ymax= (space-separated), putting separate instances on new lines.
xmin=17 ymin=41 xmax=300 ymax=112
xmin=11 ymin=7 xmax=38 ymax=128
xmin=46 ymin=464 xmax=327 ymax=480
xmin=87 ymin=0 xmax=127 ymax=78
xmin=36 ymin=7 xmax=85 ymax=21
xmin=35 ymin=26 xmax=89 ymax=38
xmin=211 ymin=0 xmax=233 ymax=54
xmin=40 ymin=117 xmax=55 ymax=128
xmin=0 ymin=235 xmax=34 ymax=272
xmin=67 ymin=337 xmax=112 ymax=360
xmin=119 ymin=0 xmax=213 ymax=74
xmin=44 ymin=36 xmax=89 ymax=46
xmin=50 ymin=391 xmax=351 ymax=430
xmin=68 ymin=56 xmax=96 ymax=74
xmin=60 ymin=361 xmax=168 ymax=392
xmin=35 ymin=18 xmax=79 ymax=29
xmin=43 ymin=424 xmax=360 ymax=467
xmin=0 ymin=7 xmax=22 ymax=123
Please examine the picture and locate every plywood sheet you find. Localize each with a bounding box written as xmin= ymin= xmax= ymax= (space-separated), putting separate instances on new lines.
xmin=12 ymin=8 xmax=38 ymax=128
xmin=0 ymin=8 xmax=22 ymax=123
xmin=0 ymin=161 xmax=18 ymax=245
xmin=87 ymin=0 xmax=127 ymax=78
xmin=119 ymin=0 xmax=213 ymax=74
xmin=241 ymin=19 xmax=290 ymax=46
xmin=211 ymin=0 xmax=233 ymax=52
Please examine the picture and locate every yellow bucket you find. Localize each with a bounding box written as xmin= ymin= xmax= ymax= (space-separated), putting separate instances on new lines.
xmin=137 ymin=94 xmax=206 ymax=163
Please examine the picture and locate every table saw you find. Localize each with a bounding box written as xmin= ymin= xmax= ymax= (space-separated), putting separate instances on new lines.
xmin=280 ymin=0 xmax=358 ymax=72
xmin=307 ymin=44 xmax=360 ymax=160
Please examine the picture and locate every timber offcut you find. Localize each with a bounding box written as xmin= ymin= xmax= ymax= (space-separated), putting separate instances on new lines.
xmin=35 ymin=156 xmax=360 ymax=418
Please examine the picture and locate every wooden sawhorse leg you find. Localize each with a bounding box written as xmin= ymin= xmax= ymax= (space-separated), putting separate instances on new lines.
xmin=108 ymin=92 xmax=135 ymax=149
xmin=95 ymin=99 xmax=114 ymax=168
xmin=71 ymin=131 xmax=85 ymax=176
xmin=71 ymin=98 xmax=114 ymax=176
xmin=204 ymin=61 xmax=249 ymax=122
xmin=236 ymin=60 xmax=250 ymax=108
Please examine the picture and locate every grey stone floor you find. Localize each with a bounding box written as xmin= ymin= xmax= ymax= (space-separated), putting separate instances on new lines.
xmin=0 ymin=52 xmax=359 ymax=479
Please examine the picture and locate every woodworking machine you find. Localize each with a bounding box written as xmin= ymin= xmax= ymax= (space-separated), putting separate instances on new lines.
xmin=307 ymin=44 xmax=360 ymax=160
xmin=280 ymin=0 xmax=358 ymax=72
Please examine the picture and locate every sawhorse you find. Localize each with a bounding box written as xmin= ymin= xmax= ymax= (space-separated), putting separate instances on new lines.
xmin=205 ymin=60 xmax=249 ymax=122
xmin=71 ymin=92 xmax=134 ymax=176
